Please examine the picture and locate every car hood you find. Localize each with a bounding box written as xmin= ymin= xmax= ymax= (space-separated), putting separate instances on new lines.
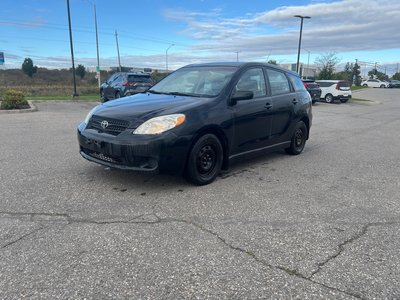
xmin=93 ymin=93 xmax=210 ymax=125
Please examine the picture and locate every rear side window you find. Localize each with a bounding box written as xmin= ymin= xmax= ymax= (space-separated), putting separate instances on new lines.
xmin=317 ymin=82 xmax=334 ymax=87
xmin=266 ymin=69 xmax=291 ymax=96
xmin=288 ymin=74 xmax=306 ymax=91
xmin=235 ymin=68 xmax=267 ymax=98
xmin=128 ymin=75 xmax=152 ymax=83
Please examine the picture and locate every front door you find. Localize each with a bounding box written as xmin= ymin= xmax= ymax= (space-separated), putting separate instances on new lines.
xmin=231 ymin=68 xmax=273 ymax=155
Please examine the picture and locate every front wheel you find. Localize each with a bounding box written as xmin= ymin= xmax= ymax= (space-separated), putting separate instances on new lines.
xmin=325 ymin=94 xmax=334 ymax=103
xmin=285 ymin=121 xmax=307 ymax=155
xmin=185 ymin=134 xmax=223 ymax=185
xmin=100 ymin=90 xmax=108 ymax=102
xmin=380 ymin=84 xmax=385 ymax=88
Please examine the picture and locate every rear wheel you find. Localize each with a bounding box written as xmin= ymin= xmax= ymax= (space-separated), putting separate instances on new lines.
xmin=363 ymin=84 xmax=368 ymax=87
xmin=325 ymin=93 xmax=334 ymax=103
xmin=285 ymin=121 xmax=307 ymax=155
xmin=185 ymin=134 xmax=223 ymax=185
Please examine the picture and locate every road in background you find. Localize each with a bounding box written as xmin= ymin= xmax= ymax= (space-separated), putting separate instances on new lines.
xmin=0 ymin=89 xmax=399 ymax=299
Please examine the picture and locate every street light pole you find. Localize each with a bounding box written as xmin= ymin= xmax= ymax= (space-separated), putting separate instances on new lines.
xmin=294 ymin=15 xmax=311 ymax=75
xmin=234 ymin=51 xmax=240 ymax=62
xmin=166 ymin=44 xmax=174 ymax=71
xmin=306 ymin=50 xmax=310 ymax=79
xmin=115 ymin=30 xmax=121 ymax=72
xmin=66 ymin=0 xmax=78 ymax=97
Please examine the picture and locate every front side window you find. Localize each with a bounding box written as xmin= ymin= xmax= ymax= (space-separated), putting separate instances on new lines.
xmin=235 ymin=68 xmax=267 ymax=98
xmin=266 ymin=69 xmax=291 ymax=96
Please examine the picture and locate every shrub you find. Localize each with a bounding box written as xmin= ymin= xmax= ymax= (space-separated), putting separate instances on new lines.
xmin=1 ymin=89 xmax=29 ymax=110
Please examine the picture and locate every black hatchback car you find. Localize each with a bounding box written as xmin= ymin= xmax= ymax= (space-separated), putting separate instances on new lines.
xmin=100 ymin=72 xmax=154 ymax=102
xmin=302 ymin=80 xmax=321 ymax=104
xmin=78 ymin=62 xmax=312 ymax=185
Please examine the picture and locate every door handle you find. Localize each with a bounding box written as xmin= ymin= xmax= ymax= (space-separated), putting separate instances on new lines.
xmin=265 ymin=103 xmax=272 ymax=109
xmin=292 ymin=99 xmax=298 ymax=104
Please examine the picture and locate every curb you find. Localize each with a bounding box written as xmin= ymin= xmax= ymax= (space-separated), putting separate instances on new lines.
xmin=0 ymin=101 xmax=38 ymax=114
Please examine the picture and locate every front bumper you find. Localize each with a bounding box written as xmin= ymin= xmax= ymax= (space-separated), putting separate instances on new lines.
xmin=77 ymin=122 xmax=191 ymax=174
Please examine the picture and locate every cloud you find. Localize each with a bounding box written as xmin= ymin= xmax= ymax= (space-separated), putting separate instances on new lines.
xmin=0 ymin=17 xmax=47 ymax=29
xmin=164 ymin=0 xmax=400 ymax=57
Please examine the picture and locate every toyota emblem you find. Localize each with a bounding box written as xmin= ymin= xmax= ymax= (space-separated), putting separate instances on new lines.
xmin=100 ymin=120 xmax=109 ymax=129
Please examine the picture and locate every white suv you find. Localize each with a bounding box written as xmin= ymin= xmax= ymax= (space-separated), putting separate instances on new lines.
xmin=315 ymin=80 xmax=352 ymax=103
xmin=361 ymin=79 xmax=389 ymax=88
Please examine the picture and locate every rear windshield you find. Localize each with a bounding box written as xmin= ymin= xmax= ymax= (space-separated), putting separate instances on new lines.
xmin=127 ymin=75 xmax=152 ymax=83
xmin=306 ymin=83 xmax=319 ymax=88
xmin=338 ymin=81 xmax=350 ymax=88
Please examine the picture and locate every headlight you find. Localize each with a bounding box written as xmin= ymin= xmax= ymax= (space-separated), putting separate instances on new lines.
xmin=133 ymin=114 xmax=186 ymax=135
xmin=84 ymin=105 xmax=100 ymax=124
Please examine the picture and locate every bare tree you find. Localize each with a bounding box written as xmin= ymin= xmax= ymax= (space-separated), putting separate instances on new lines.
xmin=315 ymin=53 xmax=340 ymax=80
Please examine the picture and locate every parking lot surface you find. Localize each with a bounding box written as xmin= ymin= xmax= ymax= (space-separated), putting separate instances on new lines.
xmin=1 ymin=89 xmax=399 ymax=299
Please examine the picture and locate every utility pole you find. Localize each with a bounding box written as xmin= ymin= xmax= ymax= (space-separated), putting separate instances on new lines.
xmin=66 ymin=0 xmax=78 ymax=97
xmin=165 ymin=44 xmax=174 ymax=71
xmin=234 ymin=51 xmax=239 ymax=62
xmin=115 ymin=30 xmax=121 ymax=72
xmin=94 ymin=4 xmax=101 ymax=87
xmin=374 ymin=62 xmax=377 ymax=75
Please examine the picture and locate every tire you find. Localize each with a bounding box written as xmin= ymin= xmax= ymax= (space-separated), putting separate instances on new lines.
xmin=325 ymin=93 xmax=334 ymax=103
xmin=185 ymin=134 xmax=223 ymax=185
xmin=380 ymin=84 xmax=385 ymax=88
xmin=340 ymin=99 xmax=349 ymax=103
xmin=100 ymin=90 xmax=108 ymax=102
xmin=115 ymin=91 xmax=121 ymax=99
xmin=285 ymin=121 xmax=307 ymax=155
xmin=362 ymin=84 xmax=368 ymax=87
xmin=312 ymin=99 xmax=317 ymax=105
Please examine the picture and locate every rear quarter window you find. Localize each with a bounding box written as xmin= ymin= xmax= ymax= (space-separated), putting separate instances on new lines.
xmin=288 ymin=74 xmax=306 ymax=91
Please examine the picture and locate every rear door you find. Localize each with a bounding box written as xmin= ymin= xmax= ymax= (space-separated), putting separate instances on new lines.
xmin=265 ymin=68 xmax=296 ymax=139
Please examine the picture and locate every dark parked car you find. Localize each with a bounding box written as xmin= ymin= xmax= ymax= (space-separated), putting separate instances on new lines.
xmin=388 ymin=80 xmax=400 ymax=88
xmin=100 ymin=72 xmax=154 ymax=102
xmin=302 ymin=80 xmax=321 ymax=104
xmin=78 ymin=62 xmax=312 ymax=185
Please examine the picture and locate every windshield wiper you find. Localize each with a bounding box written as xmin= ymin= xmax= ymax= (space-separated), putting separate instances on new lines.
xmin=166 ymin=92 xmax=202 ymax=97
xmin=147 ymin=90 xmax=163 ymax=94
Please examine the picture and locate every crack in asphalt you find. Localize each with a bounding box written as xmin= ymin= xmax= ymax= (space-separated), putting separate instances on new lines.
xmin=308 ymin=224 xmax=370 ymax=279
xmin=1 ymin=211 xmax=398 ymax=299
xmin=1 ymin=226 xmax=47 ymax=249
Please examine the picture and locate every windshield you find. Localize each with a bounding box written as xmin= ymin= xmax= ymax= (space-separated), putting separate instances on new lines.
xmin=149 ymin=66 xmax=237 ymax=97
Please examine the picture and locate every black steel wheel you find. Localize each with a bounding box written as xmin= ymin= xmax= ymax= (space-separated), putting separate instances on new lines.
xmin=186 ymin=134 xmax=223 ymax=185
xmin=100 ymin=90 xmax=108 ymax=102
xmin=285 ymin=121 xmax=307 ymax=155
xmin=325 ymin=93 xmax=334 ymax=103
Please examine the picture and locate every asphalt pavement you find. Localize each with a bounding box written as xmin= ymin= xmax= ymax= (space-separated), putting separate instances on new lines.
xmin=0 ymin=89 xmax=399 ymax=299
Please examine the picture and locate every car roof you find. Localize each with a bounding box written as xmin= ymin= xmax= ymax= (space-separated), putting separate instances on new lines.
xmin=316 ymin=80 xmax=348 ymax=82
xmin=181 ymin=62 xmax=299 ymax=76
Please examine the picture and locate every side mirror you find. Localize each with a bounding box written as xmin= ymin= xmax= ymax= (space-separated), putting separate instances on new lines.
xmin=231 ymin=91 xmax=254 ymax=104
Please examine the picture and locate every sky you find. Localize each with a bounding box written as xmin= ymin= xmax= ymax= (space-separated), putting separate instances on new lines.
xmin=1 ymin=0 xmax=400 ymax=75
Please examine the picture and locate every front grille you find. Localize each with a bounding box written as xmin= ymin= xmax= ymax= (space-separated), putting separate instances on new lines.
xmin=87 ymin=115 xmax=129 ymax=136
xmin=89 ymin=151 xmax=120 ymax=163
